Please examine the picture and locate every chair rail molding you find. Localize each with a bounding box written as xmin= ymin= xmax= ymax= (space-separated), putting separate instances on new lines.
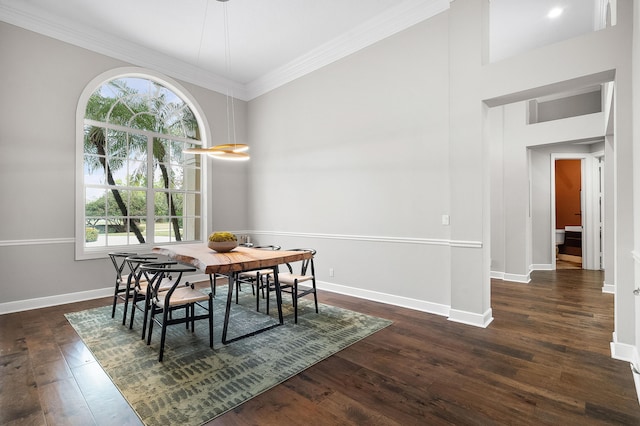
xmin=0 ymin=237 xmax=75 ymax=247
xmin=250 ymin=230 xmax=482 ymax=249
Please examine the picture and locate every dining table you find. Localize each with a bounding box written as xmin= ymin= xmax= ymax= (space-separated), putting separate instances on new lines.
xmin=152 ymin=243 xmax=312 ymax=344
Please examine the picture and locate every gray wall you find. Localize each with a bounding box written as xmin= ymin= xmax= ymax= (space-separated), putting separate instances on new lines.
xmin=0 ymin=22 xmax=248 ymax=307
xmin=247 ymin=13 xmax=453 ymax=311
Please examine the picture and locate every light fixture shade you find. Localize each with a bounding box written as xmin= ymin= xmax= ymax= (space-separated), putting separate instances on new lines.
xmin=211 ymin=143 xmax=249 ymax=153
xmin=208 ymin=150 xmax=250 ymax=161
xmin=183 ymin=147 xmax=218 ymax=154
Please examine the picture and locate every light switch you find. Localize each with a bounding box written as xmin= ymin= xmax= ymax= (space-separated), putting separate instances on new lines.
xmin=442 ymin=214 xmax=450 ymax=225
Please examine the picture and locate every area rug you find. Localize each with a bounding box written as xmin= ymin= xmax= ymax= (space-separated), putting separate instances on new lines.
xmin=65 ymin=286 xmax=392 ymax=425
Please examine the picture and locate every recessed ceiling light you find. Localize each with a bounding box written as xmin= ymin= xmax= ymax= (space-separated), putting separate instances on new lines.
xmin=548 ymin=7 xmax=564 ymax=19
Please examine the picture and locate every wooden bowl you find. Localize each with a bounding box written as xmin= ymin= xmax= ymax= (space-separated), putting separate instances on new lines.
xmin=207 ymin=241 xmax=238 ymax=253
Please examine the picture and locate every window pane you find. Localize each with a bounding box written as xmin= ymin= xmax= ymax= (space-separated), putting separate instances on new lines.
xmin=127 ymin=219 xmax=145 ymax=245
xmin=183 ymin=193 xmax=199 ymax=217
xmin=155 ymin=191 xmax=168 ymax=216
xmin=107 ymin=190 xmax=128 ymax=216
xmin=84 ymin=155 xmax=106 ymax=185
xmin=129 ymin=133 xmax=148 ymax=160
xmin=85 ymin=188 xmax=106 ymax=216
xmin=155 ymin=218 xmax=170 ymax=243
xmin=82 ymin=76 xmax=203 ymax=256
xmin=128 ymin=160 xmax=146 ymax=186
xmin=129 ymin=190 xmax=147 ymax=216
xmin=106 ymin=129 xmax=128 ymax=159
xmin=172 ymin=193 xmax=184 ymax=216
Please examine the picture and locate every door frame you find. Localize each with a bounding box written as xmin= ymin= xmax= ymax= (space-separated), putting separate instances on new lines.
xmin=550 ymin=152 xmax=602 ymax=270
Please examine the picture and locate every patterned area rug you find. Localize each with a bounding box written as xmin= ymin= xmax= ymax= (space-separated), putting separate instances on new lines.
xmin=65 ymin=285 xmax=392 ymax=425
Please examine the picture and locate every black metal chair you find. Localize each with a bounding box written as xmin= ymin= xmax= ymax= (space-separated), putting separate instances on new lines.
xmin=125 ymin=255 xmax=176 ymax=339
xmin=142 ymin=262 xmax=213 ymax=362
xmin=236 ymin=245 xmax=281 ymax=311
xmin=108 ymin=252 xmax=138 ymax=321
xmin=267 ymin=248 xmax=318 ymax=324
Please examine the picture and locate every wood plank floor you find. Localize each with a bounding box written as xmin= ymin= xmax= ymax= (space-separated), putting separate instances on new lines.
xmin=1 ymin=269 xmax=639 ymax=425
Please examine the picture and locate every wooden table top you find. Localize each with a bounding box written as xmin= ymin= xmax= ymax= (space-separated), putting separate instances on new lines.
xmin=152 ymin=243 xmax=312 ymax=274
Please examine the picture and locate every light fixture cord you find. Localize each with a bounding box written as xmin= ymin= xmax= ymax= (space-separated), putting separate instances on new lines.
xmin=196 ymin=0 xmax=210 ymax=67
xmin=222 ymin=3 xmax=237 ymax=149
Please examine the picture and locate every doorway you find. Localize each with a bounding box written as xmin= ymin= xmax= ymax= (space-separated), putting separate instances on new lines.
xmin=550 ymin=153 xmax=603 ymax=271
xmin=555 ymin=159 xmax=583 ymax=268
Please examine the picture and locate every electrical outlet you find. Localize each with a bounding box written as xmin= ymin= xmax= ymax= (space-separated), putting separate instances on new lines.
xmin=329 ymin=268 xmax=334 ymax=277
xmin=442 ymin=214 xmax=450 ymax=225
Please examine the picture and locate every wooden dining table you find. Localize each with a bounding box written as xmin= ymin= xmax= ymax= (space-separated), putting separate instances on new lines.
xmin=152 ymin=243 xmax=312 ymax=344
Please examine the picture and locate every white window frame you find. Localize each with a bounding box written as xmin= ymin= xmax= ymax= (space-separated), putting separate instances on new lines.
xmin=75 ymin=67 xmax=210 ymax=260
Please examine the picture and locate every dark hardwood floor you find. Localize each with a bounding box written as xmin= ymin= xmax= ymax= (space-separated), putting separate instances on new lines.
xmin=2 ymin=270 xmax=639 ymax=425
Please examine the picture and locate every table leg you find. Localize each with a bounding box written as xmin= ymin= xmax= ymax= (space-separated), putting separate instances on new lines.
xmin=221 ymin=268 xmax=284 ymax=344
xmin=222 ymin=273 xmax=234 ymax=344
xmin=272 ymin=266 xmax=284 ymax=324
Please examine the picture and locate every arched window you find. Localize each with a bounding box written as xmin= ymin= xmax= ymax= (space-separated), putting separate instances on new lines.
xmin=76 ymin=68 xmax=208 ymax=259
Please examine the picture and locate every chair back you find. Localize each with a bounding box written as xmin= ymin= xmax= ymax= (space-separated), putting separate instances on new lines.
xmin=284 ymin=248 xmax=316 ymax=275
xmin=140 ymin=262 xmax=196 ymax=301
xmin=125 ymin=254 xmax=157 ymax=285
xmin=254 ymin=245 xmax=281 ymax=251
xmin=108 ymin=252 xmax=137 ymax=282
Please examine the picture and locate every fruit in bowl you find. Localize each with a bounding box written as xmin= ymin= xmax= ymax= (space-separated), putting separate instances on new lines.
xmin=207 ymin=232 xmax=238 ymax=252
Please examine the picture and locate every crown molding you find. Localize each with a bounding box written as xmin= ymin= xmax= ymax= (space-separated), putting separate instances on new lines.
xmin=0 ymin=0 xmax=449 ymax=101
xmin=245 ymin=0 xmax=450 ymax=99
xmin=0 ymin=2 xmax=248 ymax=99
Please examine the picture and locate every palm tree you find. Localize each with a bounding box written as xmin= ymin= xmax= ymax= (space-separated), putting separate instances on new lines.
xmin=84 ymin=78 xmax=199 ymax=244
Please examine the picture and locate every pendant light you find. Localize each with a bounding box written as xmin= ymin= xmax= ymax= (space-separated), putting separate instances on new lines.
xmin=184 ymin=0 xmax=249 ymax=161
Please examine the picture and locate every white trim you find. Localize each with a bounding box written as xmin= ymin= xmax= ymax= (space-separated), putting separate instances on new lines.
xmin=250 ymin=230 xmax=482 ymax=248
xmin=448 ymin=308 xmax=494 ymax=328
xmin=611 ymin=332 xmax=637 ymax=362
xmin=0 ymin=232 xmax=481 ymax=251
xmin=0 ymin=0 xmax=449 ymax=101
xmin=503 ymin=273 xmax=532 ymax=284
xmin=0 ymin=287 xmax=113 ymax=315
xmin=0 ymin=238 xmax=74 ymax=247
xmin=318 ymin=281 xmax=450 ymax=317
xmin=602 ymin=282 xmax=616 ymax=294
xmin=490 ymin=271 xmax=505 ymax=280
xmin=0 ymin=3 xmax=247 ymax=99
xmin=531 ymin=263 xmax=553 ymax=271
xmin=245 ymin=0 xmax=450 ymax=99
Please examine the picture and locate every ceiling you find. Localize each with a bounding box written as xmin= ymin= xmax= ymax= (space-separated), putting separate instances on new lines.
xmin=0 ymin=0 xmax=604 ymax=100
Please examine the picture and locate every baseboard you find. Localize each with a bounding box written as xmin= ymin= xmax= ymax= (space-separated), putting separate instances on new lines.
xmin=317 ymin=281 xmax=450 ymax=318
xmin=0 ymin=287 xmax=113 ymax=315
xmin=611 ymin=332 xmax=640 ymax=404
xmin=602 ymin=282 xmax=615 ymax=294
xmin=490 ymin=271 xmax=504 ymax=280
xmin=490 ymin=271 xmax=531 ymax=284
xmin=503 ymin=272 xmax=531 ymax=284
xmin=531 ymin=264 xmax=553 ymax=271
xmin=610 ymin=332 xmax=637 ymax=362
xmin=448 ymin=308 xmax=493 ymax=328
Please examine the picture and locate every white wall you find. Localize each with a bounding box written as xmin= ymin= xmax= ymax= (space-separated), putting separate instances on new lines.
xmin=0 ymin=22 xmax=248 ymax=309
xmin=246 ymin=13 xmax=454 ymax=315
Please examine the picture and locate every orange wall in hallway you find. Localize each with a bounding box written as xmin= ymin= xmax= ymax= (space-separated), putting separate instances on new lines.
xmin=555 ymin=159 xmax=581 ymax=229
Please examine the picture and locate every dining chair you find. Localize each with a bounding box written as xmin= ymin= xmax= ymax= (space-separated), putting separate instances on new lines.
xmin=141 ymin=262 xmax=213 ymax=362
xmin=108 ymin=252 xmax=138 ymax=320
xmin=236 ymin=245 xmax=281 ymax=311
xmin=117 ymin=254 xmax=155 ymax=326
xmin=126 ymin=257 xmax=180 ymax=340
xmin=267 ymin=248 xmax=318 ymax=324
